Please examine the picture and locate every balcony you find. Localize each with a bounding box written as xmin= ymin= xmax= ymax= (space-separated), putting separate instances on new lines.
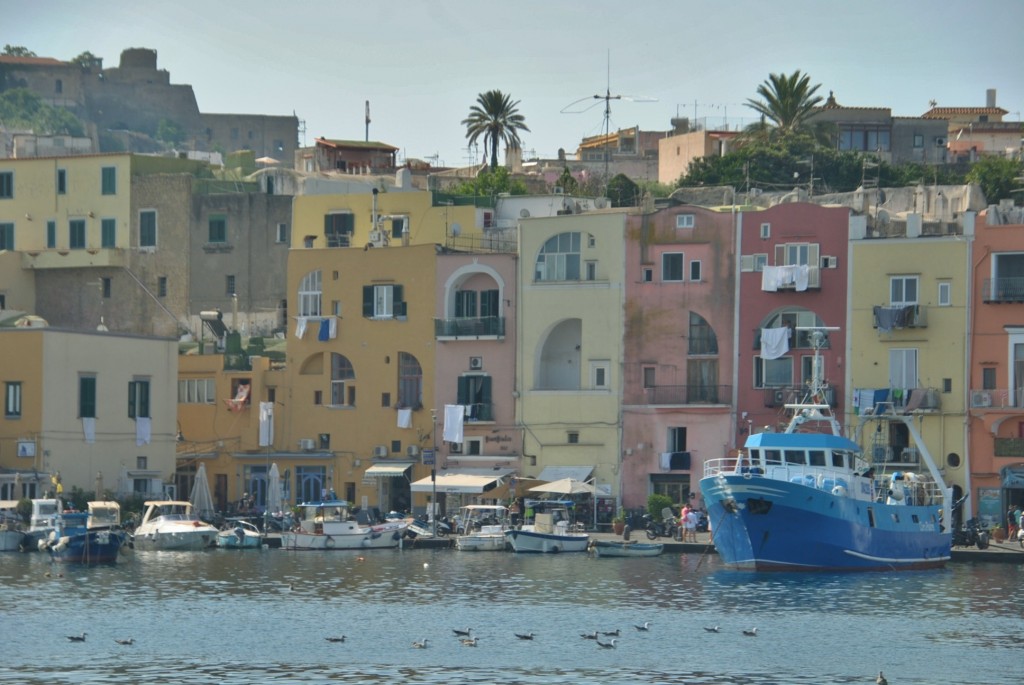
xmin=982 ymin=277 xmax=1024 ymax=303
xmin=872 ymin=304 xmax=927 ymax=331
xmin=21 ymin=247 xmax=126 ymax=270
xmin=643 ymin=384 xmax=730 ymax=405
xmin=434 ymin=316 xmax=505 ymax=340
xmin=868 ymin=444 xmax=920 ymax=465
xmin=763 ymin=385 xmax=838 ymax=408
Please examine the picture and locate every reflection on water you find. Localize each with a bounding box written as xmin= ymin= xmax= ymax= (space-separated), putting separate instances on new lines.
xmin=0 ymin=549 xmax=1020 ymax=684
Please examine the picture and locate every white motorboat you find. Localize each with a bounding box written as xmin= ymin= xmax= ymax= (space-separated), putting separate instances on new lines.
xmin=216 ymin=519 xmax=264 ymax=549
xmin=455 ymin=505 xmax=511 ymax=551
xmin=0 ymin=501 xmax=27 ymax=552
xmin=26 ymin=498 xmax=61 ymax=550
xmin=281 ymin=501 xmax=408 ymax=550
xmin=504 ymin=504 xmax=589 ymax=554
xmin=131 ymin=500 xmax=218 ymax=551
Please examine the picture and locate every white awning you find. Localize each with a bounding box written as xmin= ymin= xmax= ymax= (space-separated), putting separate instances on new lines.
xmin=536 ymin=465 xmax=593 ymax=483
xmin=364 ymin=462 xmax=414 ymax=478
xmin=410 ymin=468 xmax=515 ymax=494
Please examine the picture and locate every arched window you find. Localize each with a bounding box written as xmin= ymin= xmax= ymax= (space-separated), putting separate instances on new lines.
xmin=688 ymin=312 xmax=720 ymax=403
xmin=397 ymin=352 xmax=422 ymax=408
xmin=298 ymin=270 xmax=321 ymax=317
xmin=534 ymin=232 xmax=581 ymax=281
xmin=331 ymin=353 xmax=355 ymax=406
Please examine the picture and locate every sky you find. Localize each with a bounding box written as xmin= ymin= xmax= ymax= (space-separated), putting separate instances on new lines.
xmin=8 ymin=0 xmax=1024 ymax=168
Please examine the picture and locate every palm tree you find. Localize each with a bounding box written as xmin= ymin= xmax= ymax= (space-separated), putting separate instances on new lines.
xmin=744 ymin=70 xmax=825 ymax=141
xmin=462 ymin=90 xmax=530 ymax=170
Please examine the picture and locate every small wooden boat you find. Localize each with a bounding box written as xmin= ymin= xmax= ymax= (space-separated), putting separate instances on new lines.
xmin=216 ymin=519 xmax=264 ymax=549
xmin=590 ymin=539 xmax=664 ymax=558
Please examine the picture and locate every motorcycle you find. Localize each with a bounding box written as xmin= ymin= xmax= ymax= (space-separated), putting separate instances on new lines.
xmin=406 ymin=515 xmax=451 ymax=539
xmin=643 ymin=513 xmax=683 ymax=541
xmin=952 ymin=517 xmax=989 ymax=550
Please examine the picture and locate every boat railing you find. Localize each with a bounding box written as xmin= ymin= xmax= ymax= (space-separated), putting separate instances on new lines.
xmin=703 ymin=457 xmax=739 ymax=478
xmin=874 ymin=473 xmax=945 ymax=507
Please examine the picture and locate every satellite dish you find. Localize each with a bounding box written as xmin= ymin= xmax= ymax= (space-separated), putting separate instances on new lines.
xmin=520 ymin=208 xmax=531 ymax=218
xmin=450 ymin=222 xmax=461 ymax=237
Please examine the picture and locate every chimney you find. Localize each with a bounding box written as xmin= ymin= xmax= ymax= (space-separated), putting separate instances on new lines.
xmin=986 ymin=89 xmax=996 ymax=108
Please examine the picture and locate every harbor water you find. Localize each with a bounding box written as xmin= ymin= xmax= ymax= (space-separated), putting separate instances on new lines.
xmin=1 ymin=547 xmax=1021 ymax=684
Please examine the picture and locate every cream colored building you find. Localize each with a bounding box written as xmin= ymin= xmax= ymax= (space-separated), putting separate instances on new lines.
xmin=516 ymin=209 xmax=631 ymax=520
xmin=0 ymin=327 xmax=178 ymax=500
xmin=846 ymin=212 xmax=974 ymax=501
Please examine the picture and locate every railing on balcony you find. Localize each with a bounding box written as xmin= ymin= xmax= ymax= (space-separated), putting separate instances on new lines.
xmin=434 ymin=316 xmax=505 ymax=339
xmin=763 ymin=385 xmax=839 ymax=408
xmin=994 ymin=437 xmax=1024 ymax=457
xmin=872 ymin=304 xmax=927 ymax=330
xmin=982 ymin=277 xmax=1024 ymax=303
xmin=463 ymin=402 xmax=494 ymax=422
xmin=753 ymin=329 xmax=831 ymax=351
xmin=643 ymin=384 xmax=730 ymax=405
xmin=868 ymin=444 xmax=921 ymax=465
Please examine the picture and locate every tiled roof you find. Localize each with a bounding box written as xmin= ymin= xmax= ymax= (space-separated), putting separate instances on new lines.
xmin=316 ymin=138 xmax=398 ymax=151
xmin=0 ymin=55 xmax=66 ymax=66
xmin=922 ymin=107 xmax=1008 ymax=118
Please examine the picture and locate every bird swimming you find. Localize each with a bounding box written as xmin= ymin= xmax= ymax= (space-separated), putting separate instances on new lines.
xmin=452 ymin=627 xmax=472 ymax=637
xmin=596 ymin=638 xmax=617 ymax=649
xmin=876 ymin=671 xmax=888 ymax=685
xmin=601 ymin=629 xmax=620 ymax=637
xmin=66 ymin=633 xmax=87 ymax=642
xmin=580 ymin=630 xmax=599 ymax=640
xmin=460 ymin=637 xmax=478 ymax=647
xmin=742 ymin=628 xmax=758 ymax=637
xmin=514 ymin=632 xmax=535 ymax=640
xmin=412 ymin=638 xmax=429 ymax=649
xmin=114 ymin=638 xmax=135 ymax=646
xmin=634 ymin=622 xmax=651 ymax=631
xmin=325 ymin=636 xmax=346 ymax=643
xmin=703 ymin=626 xmax=720 ymax=633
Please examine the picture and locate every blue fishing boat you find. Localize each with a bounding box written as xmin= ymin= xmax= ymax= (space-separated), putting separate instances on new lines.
xmin=46 ymin=501 xmax=129 ymax=565
xmin=700 ymin=327 xmax=952 ymax=571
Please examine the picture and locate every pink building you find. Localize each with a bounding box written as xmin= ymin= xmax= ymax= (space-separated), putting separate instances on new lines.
xmin=620 ymin=204 xmax=737 ymax=511
xmin=735 ymin=203 xmax=851 ymax=447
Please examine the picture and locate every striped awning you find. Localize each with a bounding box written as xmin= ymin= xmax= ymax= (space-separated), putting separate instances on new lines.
xmin=364 ymin=462 xmax=413 ymax=478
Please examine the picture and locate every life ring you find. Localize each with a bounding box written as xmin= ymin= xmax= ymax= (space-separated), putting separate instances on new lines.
xmin=324 ymin=535 xmax=335 ymax=549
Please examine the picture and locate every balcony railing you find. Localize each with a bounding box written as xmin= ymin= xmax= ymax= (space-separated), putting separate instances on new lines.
xmin=995 ymin=437 xmax=1024 ymax=457
xmin=434 ymin=316 xmax=505 ymax=339
xmin=763 ymin=385 xmax=838 ymax=408
xmin=643 ymin=384 xmax=730 ymax=405
xmin=982 ymin=277 xmax=1024 ymax=303
xmin=872 ymin=304 xmax=927 ymax=330
xmin=969 ymin=388 xmax=1014 ymax=408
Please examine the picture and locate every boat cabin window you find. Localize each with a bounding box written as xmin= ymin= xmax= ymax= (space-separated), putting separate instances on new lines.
xmin=808 ymin=450 xmax=826 ymax=467
xmin=784 ymin=450 xmax=806 ymax=465
xmin=832 ymin=452 xmax=846 ymax=468
xmin=764 ymin=450 xmax=782 ymax=466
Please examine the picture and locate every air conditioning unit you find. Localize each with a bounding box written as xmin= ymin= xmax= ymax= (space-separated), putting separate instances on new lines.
xmin=773 ymin=389 xmax=786 ymax=406
xmin=469 ymin=356 xmax=483 ymax=370
xmin=448 ymin=442 xmax=463 ymax=454
xmin=872 ymin=445 xmax=892 ymax=462
xmin=821 ymin=255 xmax=838 ymax=269
xmin=971 ymin=391 xmax=992 ymax=407
xmin=373 ymin=445 xmax=388 ymax=458
xmin=902 ymin=447 xmax=919 ymax=462
xmin=407 ymin=445 xmax=421 ymax=458
xmin=298 ymin=438 xmax=315 ymax=451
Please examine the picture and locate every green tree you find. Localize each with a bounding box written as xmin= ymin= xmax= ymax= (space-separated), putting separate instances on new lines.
xmin=606 ymin=173 xmax=640 ymax=207
xmin=745 ymin=70 xmax=829 ymax=143
xmin=447 ymin=166 xmax=527 ymax=197
xmin=555 ymin=166 xmax=579 ymax=195
xmin=70 ymin=51 xmax=102 ymax=69
xmin=2 ymin=45 xmax=37 ymax=57
xmin=462 ymin=90 xmax=530 ymax=170
xmin=156 ymin=118 xmax=186 ymax=145
xmin=0 ymin=88 xmax=84 ymax=136
xmin=966 ymin=155 xmax=1023 ymax=204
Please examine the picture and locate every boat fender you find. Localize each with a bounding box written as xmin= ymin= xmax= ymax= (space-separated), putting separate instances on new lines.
xmin=831 ymin=485 xmax=847 ymax=497
xmin=550 ymin=545 xmax=560 ymax=554
xmin=743 ymin=471 xmax=752 ymax=480
xmin=361 ymin=538 xmax=371 ymax=547
xmin=324 ymin=535 xmax=336 ymax=549
xmin=391 ymin=531 xmax=401 ymax=541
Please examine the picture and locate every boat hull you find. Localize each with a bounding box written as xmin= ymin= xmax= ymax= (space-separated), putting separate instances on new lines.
xmin=216 ymin=533 xmax=264 ymax=549
xmin=0 ymin=529 xmax=27 ymax=552
xmin=591 ymin=540 xmax=664 ymax=557
xmin=281 ymin=526 xmax=405 ymax=550
xmin=49 ymin=529 xmax=128 ymax=564
xmin=132 ymin=527 xmax=217 ymax=551
xmin=504 ymin=528 xmax=590 ymax=553
xmin=700 ymin=473 xmax=950 ymax=571
xmin=455 ymin=533 xmax=508 ymax=551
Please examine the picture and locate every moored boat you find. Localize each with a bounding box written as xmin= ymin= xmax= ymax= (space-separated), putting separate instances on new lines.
xmin=590 ymin=539 xmax=664 ymax=557
xmin=26 ymin=498 xmax=61 ymax=551
xmin=281 ymin=501 xmax=407 ymax=550
xmin=504 ymin=503 xmax=589 ymax=554
xmin=454 ymin=505 xmax=511 ymax=551
xmin=699 ymin=327 xmax=952 ymax=572
xmin=132 ymin=500 xmax=218 ymax=551
xmin=46 ymin=501 xmax=129 ymax=564
xmin=216 ymin=519 xmax=265 ymax=549
xmin=0 ymin=501 xmax=27 ymax=552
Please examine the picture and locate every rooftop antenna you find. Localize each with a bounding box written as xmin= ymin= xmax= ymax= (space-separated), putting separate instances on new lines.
xmin=561 ymin=50 xmax=656 ymax=189
xmin=365 ymin=101 xmax=370 ymax=142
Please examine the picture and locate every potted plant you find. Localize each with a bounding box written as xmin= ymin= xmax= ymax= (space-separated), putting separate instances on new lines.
xmin=612 ymin=508 xmax=626 ymax=536
xmin=990 ymin=526 xmax=1006 ymax=543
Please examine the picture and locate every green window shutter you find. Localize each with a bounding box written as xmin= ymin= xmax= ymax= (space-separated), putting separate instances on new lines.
xmin=47 ymin=220 xmax=56 ymax=248
xmin=362 ymin=286 xmax=373 ymax=317
xmin=457 ymin=376 xmax=469 ymax=404
xmin=139 ymin=381 xmax=150 ymax=418
xmin=101 ymin=218 xmax=116 ymax=247
xmin=393 ymin=285 xmax=405 ymax=316
xmin=80 ymin=377 xmax=96 ymax=419
xmin=128 ymin=381 xmax=136 ymax=418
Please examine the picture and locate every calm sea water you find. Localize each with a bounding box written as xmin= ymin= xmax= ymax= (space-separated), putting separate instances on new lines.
xmin=0 ymin=546 xmax=1021 ymax=685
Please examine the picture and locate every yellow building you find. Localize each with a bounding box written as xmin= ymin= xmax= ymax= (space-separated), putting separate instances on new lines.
xmin=0 ymin=327 xmax=178 ymax=501
xmin=846 ymin=213 xmax=973 ymax=500
xmin=516 ymin=209 xmax=632 ymax=522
